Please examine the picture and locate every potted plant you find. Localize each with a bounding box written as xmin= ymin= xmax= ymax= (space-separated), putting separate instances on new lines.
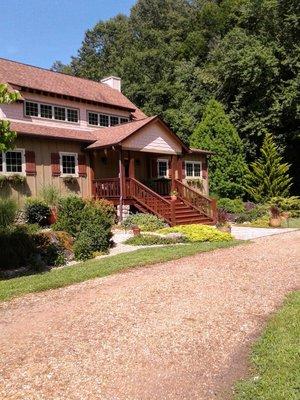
xmin=269 ymin=205 xmax=281 ymax=227
xmin=216 ymin=209 xmax=231 ymax=233
xmin=132 ymin=225 xmax=141 ymax=236
xmin=7 ymin=174 xmax=26 ymax=185
xmin=170 ymin=189 xmax=178 ymax=201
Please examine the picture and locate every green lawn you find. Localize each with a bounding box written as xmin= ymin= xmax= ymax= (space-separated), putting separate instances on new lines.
xmin=0 ymin=240 xmax=240 ymax=303
xmin=234 ymin=291 xmax=300 ymax=400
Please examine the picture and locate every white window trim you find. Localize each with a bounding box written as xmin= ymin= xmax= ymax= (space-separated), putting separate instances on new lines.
xmin=185 ymin=161 xmax=202 ymax=178
xmin=24 ymin=100 xmax=80 ymax=124
xmin=87 ymin=111 xmax=129 ymax=127
xmin=59 ymin=152 xmax=78 ymax=177
xmin=0 ymin=149 xmax=26 ymax=175
xmin=157 ymin=158 xmax=169 ymax=178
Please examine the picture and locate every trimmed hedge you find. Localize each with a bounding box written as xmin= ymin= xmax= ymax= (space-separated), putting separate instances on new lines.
xmin=158 ymin=224 xmax=232 ymax=242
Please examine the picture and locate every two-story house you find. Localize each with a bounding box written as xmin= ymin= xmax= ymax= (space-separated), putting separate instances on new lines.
xmin=0 ymin=58 xmax=216 ymax=225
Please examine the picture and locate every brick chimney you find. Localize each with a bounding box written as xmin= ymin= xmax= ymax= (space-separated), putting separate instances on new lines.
xmin=101 ymin=76 xmax=121 ymax=92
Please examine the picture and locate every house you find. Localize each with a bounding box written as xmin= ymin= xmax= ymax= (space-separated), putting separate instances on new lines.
xmin=0 ymin=58 xmax=217 ymax=225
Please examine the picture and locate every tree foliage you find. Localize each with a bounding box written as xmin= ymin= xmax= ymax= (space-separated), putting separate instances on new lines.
xmin=0 ymin=83 xmax=20 ymax=152
xmin=52 ymin=0 xmax=300 ymax=193
xmin=190 ymin=99 xmax=247 ymax=198
xmin=245 ymin=133 xmax=292 ymax=202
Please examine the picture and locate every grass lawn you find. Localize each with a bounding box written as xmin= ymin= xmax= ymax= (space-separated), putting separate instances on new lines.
xmin=234 ymin=291 xmax=300 ymax=400
xmin=0 ymin=240 xmax=240 ymax=303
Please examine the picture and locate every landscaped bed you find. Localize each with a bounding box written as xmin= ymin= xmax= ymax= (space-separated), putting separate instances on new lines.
xmin=234 ymin=291 xmax=300 ymax=400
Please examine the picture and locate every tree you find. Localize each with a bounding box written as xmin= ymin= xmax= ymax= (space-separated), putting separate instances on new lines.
xmin=0 ymin=84 xmax=20 ymax=152
xmin=245 ymin=132 xmax=292 ymax=202
xmin=190 ymin=99 xmax=247 ymax=198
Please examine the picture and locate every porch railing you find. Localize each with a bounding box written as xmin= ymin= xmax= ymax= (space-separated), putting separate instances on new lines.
xmin=93 ymin=178 xmax=120 ymax=198
xmin=174 ymin=179 xmax=217 ymax=221
xmin=127 ymin=178 xmax=172 ymax=224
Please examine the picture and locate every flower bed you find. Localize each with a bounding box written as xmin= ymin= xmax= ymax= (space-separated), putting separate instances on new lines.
xmin=158 ymin=224 xmax=232 ymax=242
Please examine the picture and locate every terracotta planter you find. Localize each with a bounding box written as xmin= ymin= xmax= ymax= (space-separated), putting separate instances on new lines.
xmin=217 ymin=225 xmax=231 ymax=233
xmin=269 ymin=217 xmax=281 ymax=228
xmin=48 ymin=207 xmax=58 ymax=225
xmin=132 ymin=226 xmax=141 ymax=236
xmin=171 ymin=195 xmax=177 ymax=201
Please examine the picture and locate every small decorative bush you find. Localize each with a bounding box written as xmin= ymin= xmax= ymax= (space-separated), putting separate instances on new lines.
xmin=0 ymin=225 xmax=36 ymax=270
xmin=269 ymin=196 xmax=300 ymax=217
xmin=235 ymin=204 xmax=269 ymax=223
xmin=122 ymin=213 xmax=166 ymax=231
xmin=24 ymin=198 xmax=51 ymax=227
xmin=33 ymin=231 xmax=66 ymax=267
xmin=0 ymin=198 xmax=18 ymax=229
xmin=85 ymin=198 xmax=116 ymax=224
xmin=158 ymin=224 xmax=232 ymax=242
xmin=125 ymin=234 xmax=184 ymax=246
xmin=73 ymin=231 xmax=95 ymax=261
xmin=53 ymin=195 xmax=85 ymax=236
xmin=40 ymin=184 xmax=60 ymax=207
xmin=217 ymin=198 xmax=245 ymax=214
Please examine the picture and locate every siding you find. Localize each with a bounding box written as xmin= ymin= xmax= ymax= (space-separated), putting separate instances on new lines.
xmin=122 ymin=122 xmax=182 ymax=154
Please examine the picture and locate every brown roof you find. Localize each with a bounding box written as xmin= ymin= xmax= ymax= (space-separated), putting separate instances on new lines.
xmin=10 ymin=121 xmax=96 ymax=142
xmin=87 ymin=116 xmax=157 ymax=149
xmin=0 ymin=58 xmax=146 ymax=119
xmin=189 ymin=147 xmax=214 ymax=155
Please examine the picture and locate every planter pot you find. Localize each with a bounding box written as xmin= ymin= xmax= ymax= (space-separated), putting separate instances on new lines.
xmin=217 ymin=225 xmax=231 ymax=233
xmin=171 ymin=195 xmax=177 ymax=201
xmin=48 ymin=207 xmax=58 ymax=225
xmin=132 ymin=227 xmax=141 ymax=236
xmin=269 ymin=217 xmax=281 ymax=228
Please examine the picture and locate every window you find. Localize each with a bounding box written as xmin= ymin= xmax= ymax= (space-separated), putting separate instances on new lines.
xmin=99 ymin=114 xmax=109 ymax=127
xmin=120 ymin=117 xmax=129 ymax=124
xmin=87 ymin=111 xmax=129 ymax=127
xmin=0 ymin=149 xmax=25 ymax=174
xmin=25 ymin=101 xmax=38 ymax=117
xmin=185 ymin=161 xmax=202 ymax=178
xmin=24 ymin=101 xmax=79 ymax=123
xmin=60 ymin=152 xmax=78 ymax=176
xmin=157 ymin=159 xmax=168 ymax=178
xmin=40 ymin=104 xmax=52 ymax=119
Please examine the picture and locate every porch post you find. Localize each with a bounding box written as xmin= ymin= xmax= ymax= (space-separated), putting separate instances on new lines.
xmin=171 ymin=155 xmax=176 ymax=191
xmin=129 ymin=151 xmax=135 ymax=179
xmin=118 ymin=148 xmax=125 ymax=222
xmin=177 ymin=155 xmax=183 ymax=181
xmin=90 ymin=151 xmax=96 ymax=198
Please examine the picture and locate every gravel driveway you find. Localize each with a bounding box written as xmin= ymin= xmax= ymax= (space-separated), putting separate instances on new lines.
xmin=0 ymin=231 xmax=299 ymax=400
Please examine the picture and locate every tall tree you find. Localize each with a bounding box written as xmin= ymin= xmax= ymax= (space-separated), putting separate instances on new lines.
xmin=245 ymin=133 xmax=292 ymax=202
xmin=0 ymin=84 xmax=20 ymax=152
xmin=190 ymin=99 xmax=247 ymax=198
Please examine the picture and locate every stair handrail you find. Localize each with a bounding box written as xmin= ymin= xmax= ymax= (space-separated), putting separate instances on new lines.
xmin=174 ymin=179 xmax=217 ymax=221
xmin=128 ymin=178 xmax=173 ymax=224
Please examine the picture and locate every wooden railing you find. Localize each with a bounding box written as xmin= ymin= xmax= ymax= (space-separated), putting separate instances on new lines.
xmin=93 ymin=178 xmax=120 ymax=198
xmin=175 ymin=180 xmax=217 ymax=221
xmin=127 ymin=178 xmax=172 ymax=224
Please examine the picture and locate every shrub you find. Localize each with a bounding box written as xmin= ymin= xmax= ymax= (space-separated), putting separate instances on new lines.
xmin=33 ymin=231 xmax=66 ymax=267
xmin=158 ymin=224 xmax=232 ymax=242
xmin=40 ymin=184 xmax=60 ymax=207
xmin=73 ymin=231 xmax=94 ymax=261
xmin=235 ymin=204 xmax=269 ymax=223
xmin=125 ymin=234 xmax=184 ymax=246
xmin=269 ymin=196 xmax=300 ymax=217
xmin=84 ymin=198 xmax=116 ymax=224
xmin=53 ymin=195 xmax=85 ymax=236
xmin=0 ymin=198 xmax=18 ymax=228
xmin=0 ymin=226 xmax=36 ymax=270
xmin=122 ymin=213 xmax=166 ymax=231
xmin=24 ymin=198 xmax=51 ymax=226
xmin=217 ymin=198 xmax=245 ymax=214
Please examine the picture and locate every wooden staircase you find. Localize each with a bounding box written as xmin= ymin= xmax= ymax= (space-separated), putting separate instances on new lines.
xmin=163 ymin=197 xmax=214 ymax=225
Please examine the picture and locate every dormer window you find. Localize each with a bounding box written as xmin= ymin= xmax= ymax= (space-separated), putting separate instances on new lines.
xmin=25 ymin=101 xmax=79 ymax=123
xmin=87 ymin=111 xmax=129 ymax=127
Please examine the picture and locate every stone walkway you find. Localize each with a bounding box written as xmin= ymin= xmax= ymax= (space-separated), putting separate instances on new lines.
xmin=0 ymin=231 xmax=299 ymax=400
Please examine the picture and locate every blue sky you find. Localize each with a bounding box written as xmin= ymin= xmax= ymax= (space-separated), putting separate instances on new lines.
xmin=0 ymin=0 xmax=136 ymax=69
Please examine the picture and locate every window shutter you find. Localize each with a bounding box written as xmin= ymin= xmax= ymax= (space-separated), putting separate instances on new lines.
xmin=182 ymin=160 xmax=186 ymax=179
xmin=51 ymin=153 xmax=61 ymax=177
xmin=151 ymin=159 xmax=157 ymax=178
xmin=25 ymin=151 xmax=36 ymax=176
xmin=78 ymin=154 xmax=87 ymax=177
xmin=202 ymin=160 xmax=208 ymax=179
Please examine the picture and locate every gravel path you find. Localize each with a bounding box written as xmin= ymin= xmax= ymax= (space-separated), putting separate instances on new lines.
xmin=0 ymin=231 xmax=299 ymax=400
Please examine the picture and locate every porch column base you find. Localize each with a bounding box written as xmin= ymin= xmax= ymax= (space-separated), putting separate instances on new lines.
xmin=117 ymin=204 xmax=130 ymax=221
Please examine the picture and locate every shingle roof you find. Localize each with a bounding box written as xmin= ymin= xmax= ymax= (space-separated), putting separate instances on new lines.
xmin=87 ymin=116 xmax=158 ymax=149
xmin=0 ymin=58 xmax=146 ymax=119
xmin=10 ymin=121 xmax=96 ymax=142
